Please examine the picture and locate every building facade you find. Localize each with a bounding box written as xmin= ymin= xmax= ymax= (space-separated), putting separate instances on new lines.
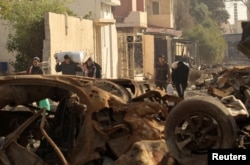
xmin=42 ymin=12 xmax=95 ymax=75
xmin=69 ymin=0 xmax=121 ymax=78
xmin=0 ymin=20 xmax=15 ymax=74
xmin=112 ymin=0 xmax=180 ymax=80
xmin=113 ymin=0 xmax=147 ymax=32
xmin=147 ymin=0 xmax=174 ymax=28
xmin=113 ymin=0 xmax=150 ymax=79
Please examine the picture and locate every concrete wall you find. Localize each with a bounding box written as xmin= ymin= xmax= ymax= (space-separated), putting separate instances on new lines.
xmin=147 ymin=0 xmax=174 ymax=28
xmin=137 ymin=0 xmax=146 ymax=12
xmin=0 ymin=20 xmax=16 ymax=73
xmin=68 ymin=0 xmax=119 ymax=78
xmin=143 ymin=35 xmax=154 ymax=80
xmin=113 ymin=0 xmax=147 ymax=28
xmin=96 ymin=24 xmax=119 ymax=78
xmin=43 ymin=12 xmax=94 ymax=74
xmin=113 ymin=0 xmax=133 ymax=20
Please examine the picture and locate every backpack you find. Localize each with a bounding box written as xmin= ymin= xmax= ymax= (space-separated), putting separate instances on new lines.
xmin=95 ymin=63 xmax=102 ymax=78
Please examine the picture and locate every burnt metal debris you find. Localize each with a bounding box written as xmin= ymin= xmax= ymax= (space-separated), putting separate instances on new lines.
xmin=3 ymin=21 xmax=250 ymax=164
xmin=0 ymin=75 xmax=181 ymax=165
xmin=164 ymin=21 xmax=250 ymax=165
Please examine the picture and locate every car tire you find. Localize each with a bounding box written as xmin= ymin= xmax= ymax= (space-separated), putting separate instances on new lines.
xmin=165 ymin=96 xmax=237 ymax=165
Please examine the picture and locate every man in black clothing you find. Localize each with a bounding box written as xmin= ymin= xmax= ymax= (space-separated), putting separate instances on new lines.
xmin=155 ymin=55 xmax=171 ymax=91
xmin=171 ymin=61 xmax=189 ymax=98
xmin=27 ymin=57 xmax=43 ymax=74
xmin=27 ymin=57 xmax=50 ymax=110
xmin=55 ymin=55 xmax=82 ymax=75
xmin=86 ymin=57 xmax=102 ymax=78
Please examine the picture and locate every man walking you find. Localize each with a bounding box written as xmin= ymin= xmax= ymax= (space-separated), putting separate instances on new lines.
xmin=55 ymin=55 xmax=83 ymax=75
xmin=155 ymin=54 xmax=171 ymax=91
xmin=171 ymin=61 xmax=189 ymax=98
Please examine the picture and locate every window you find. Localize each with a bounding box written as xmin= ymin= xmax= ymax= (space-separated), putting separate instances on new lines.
xmin=152 ymin=2 xmax=160 ymax=15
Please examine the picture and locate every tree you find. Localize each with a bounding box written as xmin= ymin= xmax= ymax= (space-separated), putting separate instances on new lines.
xmin=184 ymin=19 xmax=226 ymax=64
xmin=177 ymin=0 xmax=227 ymax=65
xmin=174 ymin=0 xmax=194 ymax=30
xmin=199 ymin=0 xmax=230 ymax=24
xmin=0 ymin=0 xmax=74 ymax=72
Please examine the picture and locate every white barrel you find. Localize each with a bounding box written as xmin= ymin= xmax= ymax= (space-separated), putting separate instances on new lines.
xmin=54 ymin=51 xmax=87 ymax=63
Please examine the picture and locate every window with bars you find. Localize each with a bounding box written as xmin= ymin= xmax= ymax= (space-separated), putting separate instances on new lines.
xmin=152 ymin=2 xmax=160 ymax=15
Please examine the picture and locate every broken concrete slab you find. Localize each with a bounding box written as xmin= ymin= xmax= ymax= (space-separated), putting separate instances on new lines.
xmin=115 ymin=140 xmax=177 ymax=165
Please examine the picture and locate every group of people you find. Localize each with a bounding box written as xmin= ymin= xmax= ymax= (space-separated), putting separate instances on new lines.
xmin=28 ymin=54 xmax=102 ymax=78
xmin=28 ymin=54 xmax=188 ymax=102
xmin=26 ymin=55 xmax=102 ymax=110
xmin=155 ymin=54 xmax=190 ymax=98
xmin=55 ymin=54 xmax=102 ymax=78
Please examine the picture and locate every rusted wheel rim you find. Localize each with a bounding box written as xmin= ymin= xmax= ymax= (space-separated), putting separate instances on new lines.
xmin=174 ymin=112 xmax=222 ymax=155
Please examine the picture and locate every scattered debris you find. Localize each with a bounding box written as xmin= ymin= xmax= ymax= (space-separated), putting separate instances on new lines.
xmin=0 ymin=75 xmax=180 ymax=164
xmin=165 ymin=21 xmax=250 ymax=165
xmin=115 ymin=140 xmax=177 ymax=165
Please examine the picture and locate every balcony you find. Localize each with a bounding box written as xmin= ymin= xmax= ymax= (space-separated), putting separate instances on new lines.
xmin=115 ymin=11 xmax=147 ymax=28
xmin=94 ymin=18 xmax=116 ymax=26
xmin=101 ymin=0 xmax=121 ymax=6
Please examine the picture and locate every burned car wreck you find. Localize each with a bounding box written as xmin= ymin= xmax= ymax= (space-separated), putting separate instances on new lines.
xmin=0 ymin=75 xmax=181 ymax=165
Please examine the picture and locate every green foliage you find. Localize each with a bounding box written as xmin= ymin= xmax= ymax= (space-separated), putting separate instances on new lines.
xmin=9 ymin=54 xmax=29 ymax=73
xmin=184 ymin=18 xmax=226 ymax=65
xmin=83 ymin=11 xmax=92 ymax=19
xmin=174 ymin=0 xmax=194 ymax=30
xmin=175 ymin=0 xmax=228 ymax=65
xmin=198 ymin=0 xmax=229 ymax=23
xmin=0 ymin=0 xmax=74 ymax=72
xmin=190 ymin=0 xmax=210 ymax=23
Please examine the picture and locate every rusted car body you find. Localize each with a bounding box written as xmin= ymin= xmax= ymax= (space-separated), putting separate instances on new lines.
xmin=0 ymin=75 xmax=181 ymax=165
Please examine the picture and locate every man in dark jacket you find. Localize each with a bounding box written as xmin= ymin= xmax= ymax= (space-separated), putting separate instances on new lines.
xmin=55 ymin=55 xmax=83 ymax=75
xmin=27 ymin=57 xmax=43 ymax=74
xmin=27 ymin=57 xmax=50 ymax=110
xmin=85 ymin=57 xmax=102 ymax=78
xmin=155 ymin=55 xmax=171 ymax=91
xmin=171 ymin=61 xmax=189 ymax=98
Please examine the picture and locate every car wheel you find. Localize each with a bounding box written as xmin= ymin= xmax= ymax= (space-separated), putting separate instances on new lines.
xmin=165 ymin=96 xmax=237 ymax=165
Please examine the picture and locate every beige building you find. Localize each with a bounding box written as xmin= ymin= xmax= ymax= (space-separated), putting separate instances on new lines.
xmin=0 ymin=20 xmax=15 ymax=74
xmin=1 ymin=0 xmax=121 ymax=78
xmin=69 ymin=0 xmax=121 ymax=78
xmin=112 ymin=0 xmax=180 ymax=80
xmin=113 ymin=0 xmax=151 ymax=79
xmin=145 ymin=0 xmax=180 ymax=65
xmin=42 ymin=12 xmax=95 ymax=74
xmin=147 ymin=0 xmax=174 ymax=28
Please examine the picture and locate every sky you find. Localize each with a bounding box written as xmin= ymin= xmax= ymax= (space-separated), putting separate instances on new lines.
xmin=225 ymin=1 xmax=248 ymax=24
